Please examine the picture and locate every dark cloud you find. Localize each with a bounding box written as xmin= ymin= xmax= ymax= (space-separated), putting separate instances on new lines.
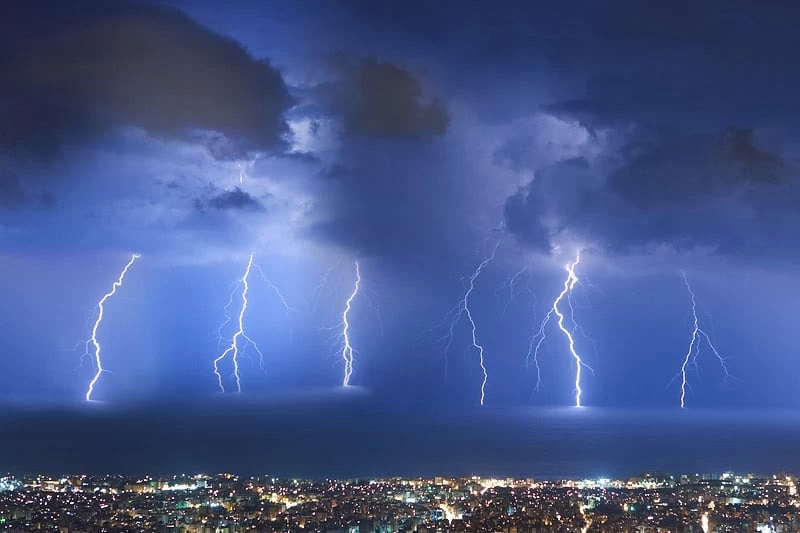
xmin=294 ymin=59 xmax=453 ymax=265
xmin=538 ymin=2 xmax=800 ymax=130
xmin=0 ymin=1 xmax=294 ymax=159
xmin=326 ymin=1 xmax=800 ymax=131
xmin=303 ymin=139 xmax=473 ymax=273
xmin=720 ymin=129 xmax=784 ymax=184
xmin=298 ymin=0 xmax=800 ymax=132
xmin=333 ymin=59 xmax=449 ymax=138
xmin=502 ymin=185 xmax=552 ymax=253
xmin=0 ymin=170 xmax=54 ymax=209
xmin=306 ymin=160 xmax=432 ymax=258
xmin=504 ymin=129 xmax=798 ymax=256
xmin=608 ymin=128 xmax=787 ymax=208
xmin=0 ymin=171 xmax=26 ymax=208
xmin=195 ymin=187 xmax=265 ymax=213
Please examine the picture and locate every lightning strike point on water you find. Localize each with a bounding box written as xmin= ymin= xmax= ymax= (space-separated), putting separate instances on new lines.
xmin=676 ymin=270 xmax=732 ymax=408
xmin=213 ymin=255 xmax=265 ymax=393
xmin=528 ymin=250 xmax=592 ymax=407
xmin=341 ymin=261 xmax=361 ymax=387
xmin=84 ymin=254 xmax=140 ymax=402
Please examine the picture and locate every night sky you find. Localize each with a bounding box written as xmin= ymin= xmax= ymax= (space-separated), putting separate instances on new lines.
xmin=2 ymin=1 xmax=800 ymax=476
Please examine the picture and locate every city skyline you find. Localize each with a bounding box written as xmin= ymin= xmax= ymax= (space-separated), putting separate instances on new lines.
xmin=1 ymin=471 xmax=797 ymax=531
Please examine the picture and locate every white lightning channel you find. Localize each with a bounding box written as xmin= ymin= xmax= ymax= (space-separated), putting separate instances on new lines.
xmin=464 ymin=246 xmax=499 ymax=406
xmin=434 ymin=242 xmax=500 ymax=402
xmin=235 ymin=154 xmax=261 ymax=184
xmin=253 ymin=264 xmax=294 ymax=314
xmin=84 ymin=254 xmax=140 ymax=402
xmin=215 ymin=280 xmax=242 ymax=350
xmin=527 ymin=250 xmax=593 ymax=407
xmin=341 ymin=261 xmax=361 ymax=387
xmin=676 ymin=270 xmax=731 ymax=408
xmin=499 ymin=266 xmax=532 ymax=319
xmin=252 ymin=263 xmax=296 ymax=345
xmin=213 ymin=255 xmax=264 ymax=393
xmin=311 ymin=264 xmax=338 ymax=318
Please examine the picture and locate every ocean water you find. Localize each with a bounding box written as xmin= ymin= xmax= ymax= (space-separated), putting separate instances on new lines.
xmin=1 ymin=394 xmax=799 ymax=478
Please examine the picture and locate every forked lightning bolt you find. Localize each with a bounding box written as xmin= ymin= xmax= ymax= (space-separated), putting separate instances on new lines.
xmin=253 ymin=264 xmax=294 ymax=314
xmin=675 ymin=270 xmax=731 ymax=408
xmin=498 ymin=266 xmax=534 ymax=319
xmin=466 ymin=248 xmax=498 ymax=406
xmin=84 ymin=254 xmax=140 ymax=402
xmin=437 ymin=241 xmax=500 ymax=405
xmin=215 ymin=280 xmax=242 ymax=350
xmin=341 ymin=261 xmax=361 ymax=387
xmin=528 ymin=250 xmax=593 ymax=407
xmin=213 ymin=255 xmax=264 ymax=393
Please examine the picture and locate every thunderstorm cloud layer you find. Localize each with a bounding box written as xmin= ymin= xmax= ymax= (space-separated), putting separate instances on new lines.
xmin=2 ymin=0 xmax=800 ymax=421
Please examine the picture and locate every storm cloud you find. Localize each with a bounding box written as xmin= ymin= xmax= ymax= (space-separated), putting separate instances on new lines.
xmin=195 ymin=187 xmax=266 ymax=213
xmin=504 ymin=128 xmax=798 ymax=256
xmin=0 ymin=1 xmax=294 ymax=160
xmin=0 ymin=170 xmax=54 ymax=209
xmin=332 ymin=58 xmax=449 ymax=139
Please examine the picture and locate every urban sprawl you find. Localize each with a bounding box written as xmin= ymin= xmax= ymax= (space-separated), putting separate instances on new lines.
xmin=0 ymin=472 xmax=796 ymax=532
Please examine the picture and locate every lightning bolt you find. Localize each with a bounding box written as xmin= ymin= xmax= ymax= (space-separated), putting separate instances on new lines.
xmin=341 ymin=261 xmax=361 ymax=387
xmin=528 ymin=250 xmax=593 ymax=407
xmin=215 ymin=280 xmax=242 ymax=350
xmin=213 ymin=255 xmax=264 ymax=393
xmin=465 ymin=248 xmax=498 ymax=406
xmin=499 ymin=266 xmax=532 ymax=319
xmin=84 ymin=254 xmax=140 ymax=402
xmin=252 ymin=264 xmax=294 ymax=314
xmin=360 ymin=287 xmax=385 ymax=338
xmin=311 ymin=264 xmax=337 ymax=317
xmin=675 ymin=270 xmax=731 ymax=408
xmin=525 ymin=314 xmax=546 ymax=394
xmin=235 ymin=154 xmax=261 ymax=184
xmin=252 ymin=263 xmax=296 ymax=345
xmin=437 ymin=241 xmax=500 ymax=405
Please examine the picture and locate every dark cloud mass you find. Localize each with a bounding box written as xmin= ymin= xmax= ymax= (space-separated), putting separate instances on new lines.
xmin=0 ymin=171 xmax=26 ymax=208
xmin=0 ymin=170 xmax=54 ymax=209
xmin=0 ymin=1 xmax=294 ymax=159
xmin=538 ymin=1 xmax=800 ymax=129
xmin=195 ymin=187 xmax=265 ymax=213
xmin=335 ymin=59 xmax=449 ymax=138
xmin=502 ymin=183 xmax=552 ymax=253
xmin=310 ymin=0 xmax=800 ymax=264
xmin=505 ymin=129 xmax=798 ymax=256
xmin=297 ymin=59 xmax=455 ymax=267
xmin=609 ymin=128 xmax=787 ymax=208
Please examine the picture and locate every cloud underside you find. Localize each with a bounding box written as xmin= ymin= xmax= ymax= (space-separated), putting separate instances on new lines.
xmin=3 ymin=0 xmax=800 ymax=268
xmin=0 ymin=2 xmax=294 ymax=160
xmin=333 ymin=58 xmax=449 ymax=139
xmin=504 ymin=129 xmax=798 ymax=256
xmin=195 ymin=187 xmax=266 ymax=213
